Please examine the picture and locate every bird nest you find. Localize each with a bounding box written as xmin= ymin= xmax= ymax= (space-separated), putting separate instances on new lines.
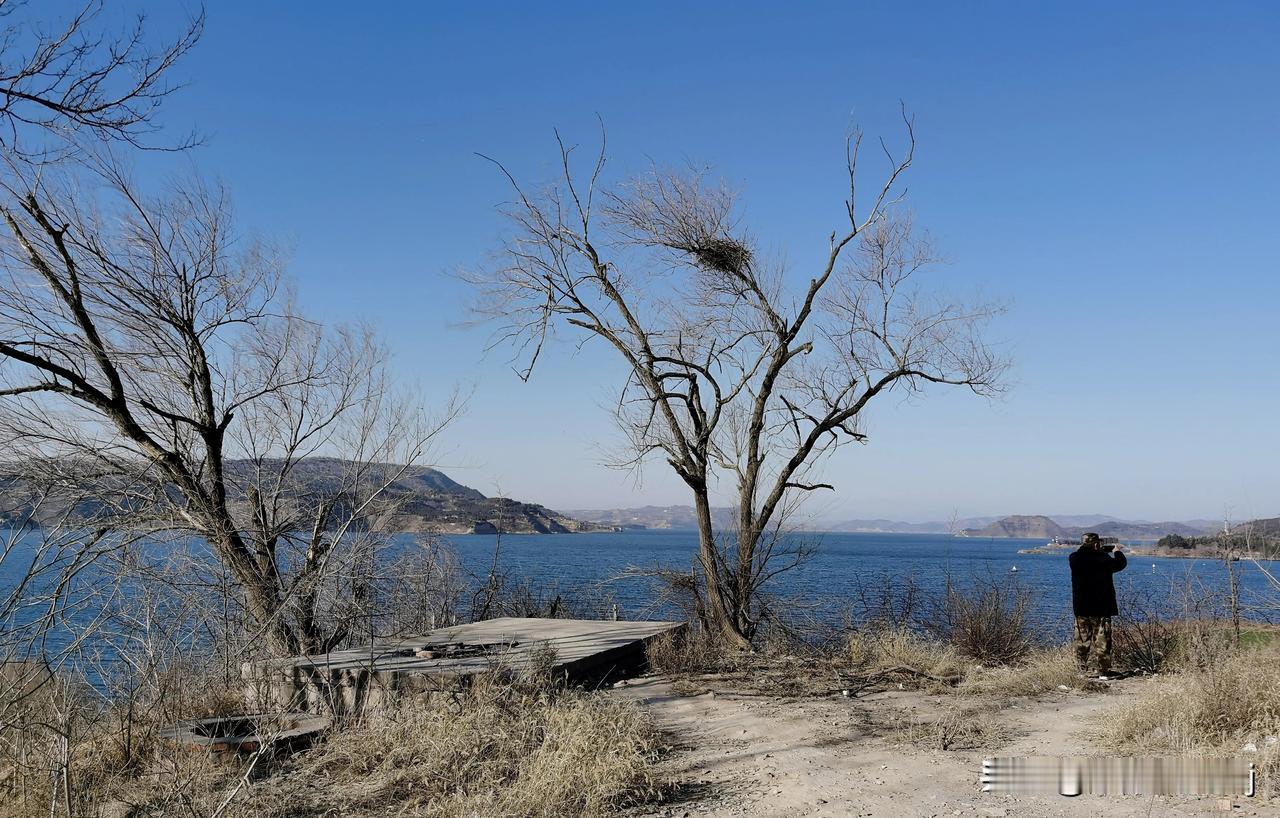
xmin=688 ymin=237 xmax=751 ymax=275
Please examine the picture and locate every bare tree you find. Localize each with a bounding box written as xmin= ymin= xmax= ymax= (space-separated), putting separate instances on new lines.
xmin=0 ymin=160 xmax=457 ymax=657
xmin=474 ymin=115 xmax=1006 ymax=649
xmin=0 ymin=1 xmax=202 ymax=158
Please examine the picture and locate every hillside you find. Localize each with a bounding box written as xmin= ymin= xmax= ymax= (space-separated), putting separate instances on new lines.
xmin=961 ymin=514 xmax=1215 ymax=541
xmin=961 ymin=514 xmax=1069 ymax=539
xmin=0 ymin=458 xmax=588 ymax=535
xmin=563 ymin=505 xmax=735 ymax=530
xmin=1234 ymin=517 xmax=1280 ymax=538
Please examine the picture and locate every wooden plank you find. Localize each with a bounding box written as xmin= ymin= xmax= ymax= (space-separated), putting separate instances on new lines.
xmin=244 ymin=618 xmax=685 ymax=715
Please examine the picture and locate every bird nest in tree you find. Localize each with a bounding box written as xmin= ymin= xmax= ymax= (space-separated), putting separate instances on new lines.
xmin=689 ymin=237 xmax=751 ymax=275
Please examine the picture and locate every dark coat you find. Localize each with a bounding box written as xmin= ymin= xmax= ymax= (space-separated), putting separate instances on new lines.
xmin=1069 ymin=545 xmax=1127 ymax=617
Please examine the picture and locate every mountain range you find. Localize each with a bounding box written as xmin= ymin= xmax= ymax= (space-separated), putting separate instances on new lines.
xmin=0 ymin=458 xmax=588 ymax=535
xmin=5 ymin=459 xmax=1256 ymax=540
xmin=561 ymin=505 xmax=735 ymax=530
xmin=567 ymin=506 xmax=1230 ymax=540
xmin=957 ymin=514 xmax=1215 ymax=541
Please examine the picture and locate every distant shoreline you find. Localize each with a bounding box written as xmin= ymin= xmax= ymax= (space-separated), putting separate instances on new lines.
xmin=1017 ymin=543 xmax=1278 ymax=561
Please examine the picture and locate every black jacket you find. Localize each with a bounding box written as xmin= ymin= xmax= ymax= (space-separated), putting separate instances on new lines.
xmin=1069 ymin=546 xmax=1127 ymax=617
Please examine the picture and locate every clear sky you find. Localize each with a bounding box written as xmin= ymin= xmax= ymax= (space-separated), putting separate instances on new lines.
xmin=125 ymin=1 xmax=1278 ymax=522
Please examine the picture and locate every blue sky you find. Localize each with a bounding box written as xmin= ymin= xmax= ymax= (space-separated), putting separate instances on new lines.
xmin=126 ymin=1 xmax=1278 ymax=522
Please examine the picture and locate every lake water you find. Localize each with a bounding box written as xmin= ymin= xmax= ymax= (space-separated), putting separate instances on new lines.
xmin=2 ymin=529 xmax=1275 ymax=672
xmin=436 ymin=530 xmax=1276 ymax=637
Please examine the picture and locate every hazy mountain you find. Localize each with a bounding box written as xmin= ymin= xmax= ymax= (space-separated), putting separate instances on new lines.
xmin=825 ymin=514 xmax=1138 ymax=533
xmin=825 ymin=517 xmax=999 ymax=533
xmin=1044 ymin=514 xmax=1126 ymax=527
xmin=560 ymin=507 xmax=1222 ymax=540
xmin=960 ymin=514 xmax=1216 ymax=541
xmin=1232 ymin=517 xmax=1280 ymax=539
xmin=960 ymin=515 xmax=1069 ymax=540
xmin=0 ymin=458 xmax=588 ymax=535
xmin=563 ymin=505 xmax=734 ymax=530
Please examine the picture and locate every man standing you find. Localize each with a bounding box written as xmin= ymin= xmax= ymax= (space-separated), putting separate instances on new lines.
xmin=1069 ymin=532 xmax=1127 ymax=678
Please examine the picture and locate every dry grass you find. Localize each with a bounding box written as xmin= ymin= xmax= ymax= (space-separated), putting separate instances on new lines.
xmin=845 ymin=627 xmax=968 ymax=688
xmin=957 ymin=646 xmax=1082 ymax=698
xmin=268 ymin=676 xmax=661 ymax=818
xmin=1 ymin=666 xmax=662 ymax=818
xmin=0 ymin=660 xmax=253 ymax=818
xmin=644 ymin=627 xmax=740 ymax=677
xmin=1105 ymin=645 xmax=1280 ymax=796
xmin=892 ymin=703 xmax=1010 ymax=751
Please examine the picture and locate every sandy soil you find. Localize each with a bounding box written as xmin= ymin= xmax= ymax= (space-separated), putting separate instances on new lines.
xmin=613 ymin=674 xmax=1280 ymax=818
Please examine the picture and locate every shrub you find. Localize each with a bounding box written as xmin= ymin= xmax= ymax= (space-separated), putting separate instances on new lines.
xmin=1112 ymin=611 xmax=1184 ymax=673
xmin=894 ymin=703 xmax=1008 ymax=751
xmin=926 ymin=578 xmax=1038 ymax=665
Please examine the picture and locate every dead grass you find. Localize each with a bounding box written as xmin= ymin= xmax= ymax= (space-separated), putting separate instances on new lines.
xmin=645 ymin=627 xmax=740 ymax=677
xmin=957 ymin=646 xmax=1082 ymax=698
xmin=265 ymin=676 xmax=661 ymax=818
xmin=1105 ymin=645 xmax=1280 ymax=796
xmin=891 ymin=703 xmax=1010 ymax=751
xmin=845 ymin=627 xmax=968 ymax=690
xmin=2 ymin=666 xmax=662 ymax=818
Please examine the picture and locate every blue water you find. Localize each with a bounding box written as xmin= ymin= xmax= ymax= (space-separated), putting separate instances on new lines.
xmin=2 ymin=529 xmax=1274 ymax=670
xmin=436 ymin=530 xmax=1274 ymax=636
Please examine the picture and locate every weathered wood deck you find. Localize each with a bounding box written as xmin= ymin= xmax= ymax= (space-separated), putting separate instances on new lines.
xmin=244 ymin=617 xmax=685 ymax=715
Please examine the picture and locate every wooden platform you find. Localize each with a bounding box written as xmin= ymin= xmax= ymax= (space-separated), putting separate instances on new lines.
xmin=243 ymin=617 xmax=685 ymax=716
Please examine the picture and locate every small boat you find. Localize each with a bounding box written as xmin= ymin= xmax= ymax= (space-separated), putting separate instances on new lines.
xmin=1010 ymin=565 xmax=1019 ymax=572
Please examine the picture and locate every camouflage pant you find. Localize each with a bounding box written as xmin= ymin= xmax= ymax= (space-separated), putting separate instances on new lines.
xmin=1074 ymin=616 xmax=1113 ymax=672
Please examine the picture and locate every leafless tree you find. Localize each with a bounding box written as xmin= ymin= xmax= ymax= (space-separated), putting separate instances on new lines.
xmin=474 ymin=115 xmax=1006 ymax=649
xmin=0 ymin=0 xmax=203 ymax=158
xmin=0 ymin=159 xmax=458 ymax=658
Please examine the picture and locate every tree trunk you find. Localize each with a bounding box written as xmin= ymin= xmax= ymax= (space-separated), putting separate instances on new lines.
xmin=693 ymin=492 xmax=751 ymax=651
xmin=207 ymin=527 xmax=298 ymax=656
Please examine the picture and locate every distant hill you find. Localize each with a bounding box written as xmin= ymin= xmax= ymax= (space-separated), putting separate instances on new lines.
xmin=961 ymin=514 xmax=1215 ymax=541
xmin=825 ymin=514 xmax=1132 ymax=534
xmin=961 ymin=515 xmax=1069 ymax=540
xmin=1232 ymin=517 xmax=1280 ymax=540
xmin=0 ymin=458 xmax=588 ymax=535
xmin=563 ymin=505 xmax=734 ymax=530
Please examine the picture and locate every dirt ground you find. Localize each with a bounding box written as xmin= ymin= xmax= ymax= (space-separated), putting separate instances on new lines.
xmin=613 ymin=674 xmax=1280 ymax=818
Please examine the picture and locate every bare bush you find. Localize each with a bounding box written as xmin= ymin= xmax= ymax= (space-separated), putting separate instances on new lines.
xmin=848 ymin=573 xmax=926 ymax=633
xmin=925 ymin=577 xmax=1038 ymax=665
xmin=1112 ymin=582 xmax=1188 ymax=673
xmin=893 ymin=702 xmax=1009 ymax=751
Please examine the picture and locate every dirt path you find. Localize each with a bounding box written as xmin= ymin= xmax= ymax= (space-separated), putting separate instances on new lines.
xmin=614 ymin=675 xmax=1279 ymax=818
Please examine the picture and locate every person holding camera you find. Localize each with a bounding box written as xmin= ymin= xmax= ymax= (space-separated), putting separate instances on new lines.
xmin=1069 ymin=531 xmax=1127 ymax=679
